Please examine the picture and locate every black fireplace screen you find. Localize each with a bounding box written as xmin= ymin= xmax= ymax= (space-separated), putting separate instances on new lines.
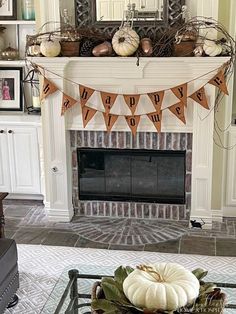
xmin=78 ymin=148 xmax=186 ymax=204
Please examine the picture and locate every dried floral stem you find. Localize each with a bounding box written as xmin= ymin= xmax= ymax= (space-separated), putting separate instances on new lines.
xmin=137 ymin=265 xmax=164 ymax=282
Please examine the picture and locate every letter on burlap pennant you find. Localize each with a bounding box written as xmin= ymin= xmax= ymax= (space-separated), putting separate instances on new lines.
xmin=79 ymin=85 xmax=95 ymax=107
xmin=125 ymin=115 xmax=141 ymax=136
xmin=208 ymin=69 xmax=229 ymax=95
xmin=147 ymin=111 xmax=162 ymax=133
xmin=189 ymin=87 xmax=209 ymax=110
xmin=61 ymin=94 xmax=78 ymax=115
xmin=41 ymin=78 xmax=58 ymax=100
xmin=123 ymin=95 xmax=140 ymax=115
xmin=147 ymin=91 xmax=165 ymax=113
xmin=82 ymin=106 xmax=97 ymax=128
xmin=168 ymin=102 xmax=186 ymax=124
xmin=100 ymin=92 xmax=118 ymax=114
xmin=171 ymin=83 xmax=188 ymax=107
xmin=103 ymin=113 xmax=119 ymax=132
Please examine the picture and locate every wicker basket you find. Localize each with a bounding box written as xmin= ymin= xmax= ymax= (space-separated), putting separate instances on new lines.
xmin=60 ymin=41 xmax=80 ymax=57
xmin=173 ymin=41 xmax=196 ymax=57
xmin=91 ymin=282 xmax=104 ymax=314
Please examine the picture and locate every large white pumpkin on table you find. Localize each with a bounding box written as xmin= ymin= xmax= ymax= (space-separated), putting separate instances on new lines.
xmin=112 ymin=26 xmax=140 ymax=57
xmin=123 ymin=263 xmax=200 ymax=311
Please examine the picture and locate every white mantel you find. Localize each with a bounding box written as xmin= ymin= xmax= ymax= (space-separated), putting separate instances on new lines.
xmin=34 ymin=56 xmax=229 ymax=227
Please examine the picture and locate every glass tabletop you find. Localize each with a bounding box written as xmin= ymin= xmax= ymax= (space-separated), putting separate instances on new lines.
xmin=41 ymin=264 xmax=236 ymax=314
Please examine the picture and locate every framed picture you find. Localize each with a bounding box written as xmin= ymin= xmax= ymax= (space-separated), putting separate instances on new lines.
xmin=0 ymin=0 xmax=17 ymax=20
xmin=0 ymin=67 xmax=23 ymax=112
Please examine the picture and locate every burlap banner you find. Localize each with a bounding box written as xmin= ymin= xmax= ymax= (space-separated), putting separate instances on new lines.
xmin=168 ymin=102 xmax=186 ymax=124
xmin=38 ymin=61 xmax=230 ymax=135
xmin=103 ymin=113 xmax=119 ymax=132
xmin=125 ymin=115 xmax=141 ymax=136
xmin=147 ymin=111 xmax=162 ymax=133
xmin=171 ymin=83 xmax=188 ymax=107
xmin=61 ymin=94 xmax=78 ymax=115
xmin=82 ymin=106 xmax=97 ymax=128
xmin=209 ymin=69 xmax=229 ymax=95
xmin=100 ymin=92 xmax=118 ymax=115
xmin=189 ymin=87 xmax=209 ymax=110
xmin=41 ymin=78 xmax=58 ymax=100
xmin=123 ymin=94 xmax=140 ymax=115
xmin=79 ymin=85 xmax=95 ymax=107
xmin=148 ymin=91 xmax=165 ymax=113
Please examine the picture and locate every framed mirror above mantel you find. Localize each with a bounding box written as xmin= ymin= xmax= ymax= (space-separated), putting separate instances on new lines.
xmin=74 ymin=0 xmax=186 ymax=38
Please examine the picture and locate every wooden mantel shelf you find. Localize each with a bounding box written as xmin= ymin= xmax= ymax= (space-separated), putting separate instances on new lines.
xmin=30 ymin=56 xmax=230 ymax=66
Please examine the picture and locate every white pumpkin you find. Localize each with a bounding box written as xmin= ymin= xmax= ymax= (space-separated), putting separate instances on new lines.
xmin=123 ymin=263 xmax=200 ymax=311
xmin=40 ymin=39 xmax=61 ymax=57
xmin=203 ymin=40 xmax=222 ymax=57
xmin=112 ymin=26 xmax=140 ymax=57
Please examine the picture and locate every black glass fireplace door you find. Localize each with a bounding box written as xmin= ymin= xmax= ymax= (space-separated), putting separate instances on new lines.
xmin=78 ymin=149 xmax=186 ymax=204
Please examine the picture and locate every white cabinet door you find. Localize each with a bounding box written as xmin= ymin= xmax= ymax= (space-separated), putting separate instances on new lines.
xmin=8 ymin=127 xmax=41 ymax=194
xmin=0 ymin=127 xmax=11 ymax=192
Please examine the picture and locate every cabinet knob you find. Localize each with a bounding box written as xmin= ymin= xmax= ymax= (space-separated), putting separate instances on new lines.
xmin=8 ymin=130 xmax=13 ymax=134
xmin=0 ymin=130 xmax=5 ymax=134
xmin=52 ymin=167 xmax=58 ymax=173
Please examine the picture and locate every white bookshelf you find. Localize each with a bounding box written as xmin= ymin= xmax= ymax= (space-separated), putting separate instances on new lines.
xmin=0 ymin=20 xmax=36 ymax=25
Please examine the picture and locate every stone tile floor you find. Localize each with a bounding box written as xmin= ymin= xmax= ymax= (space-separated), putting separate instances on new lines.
xmin=3 ymin=199 xmax=236 ymax=256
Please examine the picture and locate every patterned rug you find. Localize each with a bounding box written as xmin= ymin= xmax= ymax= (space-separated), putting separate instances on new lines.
xmin=5 ymin=245 xmax=236 ymax=314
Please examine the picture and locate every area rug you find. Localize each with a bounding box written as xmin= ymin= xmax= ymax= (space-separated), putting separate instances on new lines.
xmin=5 ymin=245 xmax=236 ymax=314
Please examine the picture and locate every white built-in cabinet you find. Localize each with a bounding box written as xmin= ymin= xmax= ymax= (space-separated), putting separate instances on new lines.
xmin=0 ymin=124 xmax=41 ymax=194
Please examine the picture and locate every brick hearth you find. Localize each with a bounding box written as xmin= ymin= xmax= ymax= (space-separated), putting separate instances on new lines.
xmin=71 ymin=131 xmax=192 ymax=221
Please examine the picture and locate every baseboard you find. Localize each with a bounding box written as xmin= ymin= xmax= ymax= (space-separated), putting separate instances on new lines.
xmin=211 ymin=209 xmax=223 ymax=222
xmin=45 ymin=207 xmax=74 ymax=222
xmin=223 ymin=206 xmax=236 ymax=217
xmin=6 ymin=194 xmax=44 ymax=201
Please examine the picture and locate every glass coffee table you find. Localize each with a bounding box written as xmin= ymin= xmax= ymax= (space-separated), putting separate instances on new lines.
xmin=41 ymin=264 xmax=236 ymax=314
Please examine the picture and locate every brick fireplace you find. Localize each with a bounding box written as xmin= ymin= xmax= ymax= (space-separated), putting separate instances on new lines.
xmin=71 ymin=131 xmax=192 ymax=221
xmin=35 ymin=56 xmax=229 ymax=228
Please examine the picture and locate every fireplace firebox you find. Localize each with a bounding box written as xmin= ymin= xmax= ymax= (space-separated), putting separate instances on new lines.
xmin=78 ymin=148 xmax=186 ymax=204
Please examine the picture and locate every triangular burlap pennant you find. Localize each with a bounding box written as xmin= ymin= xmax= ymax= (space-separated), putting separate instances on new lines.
xmin=79 ymin=85 xmax=95 ymax=107
xmin=123 ymin=95 xmax=140 ymax=115
xmin=125 ymin=115 xmax=141 ymax=136
xmin=82 ymin=106 xmax=97 ymax=128
xmin=209 ymin=69 xmax=229 ymax=95
xmin=61 ymin=94 xmax=78 ymax=115
xmin=100 ymin=92 xmax=118 ymax=114
xmin=147 ymin=91 xmax=165 ymax=113
xmin=41 ymin=78 xmax=58 ymax=100
xmin=103 ymin=113 xmax=119 ymax=132
xmin=168 ymin=102 xmax=186 ymax=124
xmin=147 ymin=111 xmax=162 ymax=133
xmin=171 ymin=83 xmax=188 ymax=107
xmin=189 ymin=87 xmax=209 ymax=110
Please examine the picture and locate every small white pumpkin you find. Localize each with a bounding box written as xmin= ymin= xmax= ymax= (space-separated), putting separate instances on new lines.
xmin=203 ymin=40 xmax=222 ymax=57
xmin=112 ymin=26 xmax=140 ymax=57
xmin=123 ymin=263 xmax=200 ymax=311
xmin=40 ymin=39 xmax=61 ymax=57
